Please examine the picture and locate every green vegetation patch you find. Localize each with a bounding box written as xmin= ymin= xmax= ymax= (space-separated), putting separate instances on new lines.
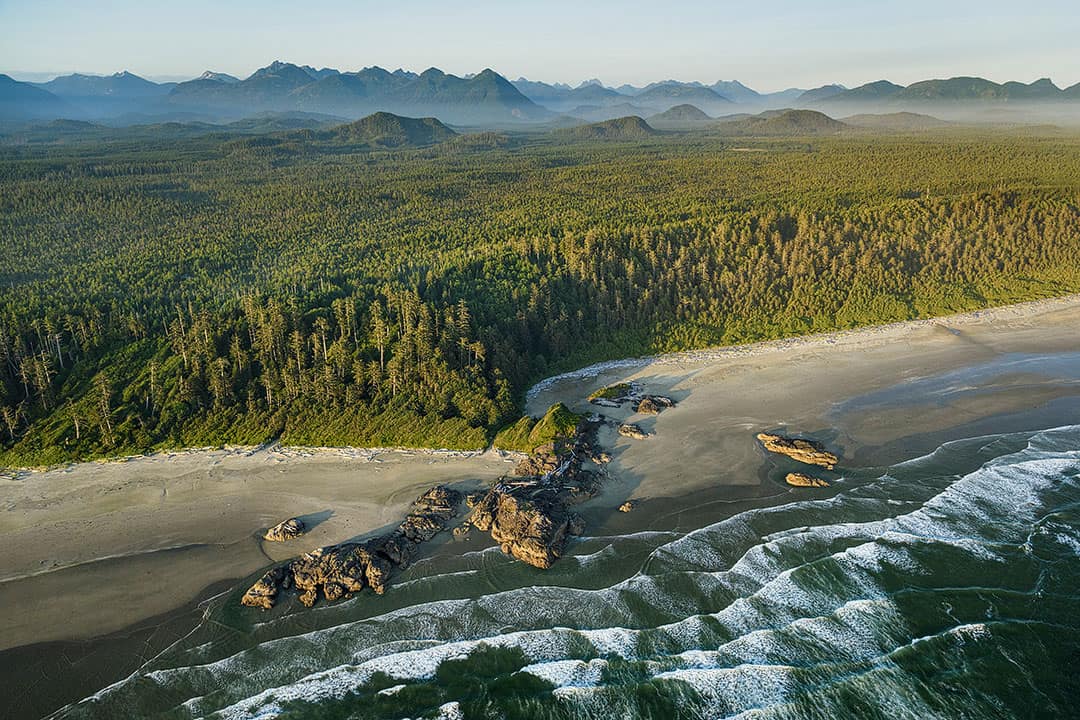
xmin=587 ymin=383 xmax=633 ymax=402
xmin=493 ymin=403 xmax=583 ymax=453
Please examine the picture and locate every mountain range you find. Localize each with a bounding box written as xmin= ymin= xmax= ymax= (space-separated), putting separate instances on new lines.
xmin=803 ymin=77 xmax=1080 ymax=108
xmin=3 ymin=62 xmax=1080 ymax=127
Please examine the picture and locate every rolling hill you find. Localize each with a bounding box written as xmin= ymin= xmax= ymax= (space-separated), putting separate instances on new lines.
xmin=896 ymin=76 xmax=1060 ymax=102
xmin=841 ymin=111 xmax=950 ymax=130
xmin=816 ymin=80 xmax=905 ymax=105
xmin=715 ymin=109 xmax=847 ymax=136
xmin=324 ymin=112 xmax=456 ymax=147
xmin=555 ymin=116 xmax=658 ymax=140
xmin=648 ymin=104 xmax=713 ymax=129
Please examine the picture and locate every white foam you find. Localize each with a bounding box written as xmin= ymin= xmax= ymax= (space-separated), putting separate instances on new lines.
xmin=654 ymin=664 xmax=796 ymax=714
xmin=433 ymin=701 xmax=464 ymax=720
xmin=519 ymin=658 xmax=607 ymax=688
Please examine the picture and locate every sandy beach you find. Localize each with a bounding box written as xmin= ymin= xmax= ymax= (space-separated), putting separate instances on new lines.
xmin=527 ymin=294 xmax=1080 ymax=502
xmin=0 ymin=447 xmax=518 ymax=650
xmin=2 ymin=294 xmax=1080 ymax=718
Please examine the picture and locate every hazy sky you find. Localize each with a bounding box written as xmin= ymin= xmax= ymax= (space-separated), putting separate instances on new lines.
xmin=2 ymin=0 xmax=1078 ymax=91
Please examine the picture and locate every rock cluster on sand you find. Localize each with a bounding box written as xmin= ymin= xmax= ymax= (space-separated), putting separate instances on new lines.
xmin=588 ymin=382 xmax=676 ymax=416
xmin=756 ymin=433 xmax=838 ymax=469
xmin=263 ymin=517 xmax=305 ymax=542
xmin=635 ymin=395 xmax=675 ymax=415
xmin=618 ymin=423 xmax=650 ymax=440
xmin=460 ymin=417 xmax=608 ymax=568
xmin=785 ymin=472 xmax=831 ymax=488
xmin=242 ymin=486 xmax=461 ymax=609
xmin=245 ymin=393 xmax=654 ymax=608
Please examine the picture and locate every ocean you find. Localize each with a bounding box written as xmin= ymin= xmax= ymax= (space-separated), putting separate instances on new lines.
xmin=53 ymin=423 xmax=1080 ymax=719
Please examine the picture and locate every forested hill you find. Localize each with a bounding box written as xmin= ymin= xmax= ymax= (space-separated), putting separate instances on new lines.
xmin=555 ymin=116 xmax=657 ymax=140
xmin=2 ymin=130 xmax=1080 ymax=465
xmin=323 ymin=112 xmax=456 ymax=147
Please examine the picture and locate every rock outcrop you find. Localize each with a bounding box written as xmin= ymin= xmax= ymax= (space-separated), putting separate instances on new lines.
xmin=635 ymin=395 xmax=675 ymax=415
xmin=618 ymin=500 xmax=636 ymax=513
xmin=241 ymin=566 xmax=287 ymax=609
xmin=242 ymin=485 xmax=462 ymax=609
xmin=512 ymin=442 xmax=561 ymax=476
xmin=618 ymin=423 xmax=649 ymax=440
xmin=289 ymin=542 xmax=393 ymax=605
xmin=460 ymin=414 xmax=607 ymax=569
xmin=264 ymin=517 xmax=305 ymax=542
xmin=785 ymin=472 xmax=831 ymax=488
xmin=588 ymin=383 xmax=676 ymax=416
xmin=756 ymin=433 xmax=838 ymax=469
xmin=468 ymin=487 xmax=583 ymax=569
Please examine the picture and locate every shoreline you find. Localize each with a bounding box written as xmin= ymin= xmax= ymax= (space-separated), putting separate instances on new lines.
xmin=4 ymin=293 xmax=1077 ymax=477
xmin=527 ymin=292 xmax=1080 ymax=401
xmin=0 ymin=443 xmax=520 ymax=480
xmin=4 ymin=292 xmax=1080 ymax=718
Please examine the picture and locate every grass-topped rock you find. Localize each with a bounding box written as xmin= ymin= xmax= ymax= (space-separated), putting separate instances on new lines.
xmin=493 ymin=403 xmax=583 ymax=453
xmin=588 ymin=383 xmax=634 ymax=403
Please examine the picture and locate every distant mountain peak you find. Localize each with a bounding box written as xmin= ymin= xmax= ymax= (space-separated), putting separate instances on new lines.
xmin=1028 ymin=77 xmax=1058 ymax=89
xmin=198 ymin=70 xmax=240 ymax=83
xmin=260 ymin=60 xmax=292 ymax=72
xmin=299 ymin=65 xmax=339 ymax=79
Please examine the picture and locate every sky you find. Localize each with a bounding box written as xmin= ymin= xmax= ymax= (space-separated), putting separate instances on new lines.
xmin=2 ymin=0 xmax=1079 ymax=91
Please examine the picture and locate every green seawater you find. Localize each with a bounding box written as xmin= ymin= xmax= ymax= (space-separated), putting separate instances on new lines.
xmin=52 ymin=421 xmax=1080 ymax=719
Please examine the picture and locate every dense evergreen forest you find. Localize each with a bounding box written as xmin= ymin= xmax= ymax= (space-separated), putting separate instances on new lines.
xmin=2 ymin=128 xmax=1080 ymax=465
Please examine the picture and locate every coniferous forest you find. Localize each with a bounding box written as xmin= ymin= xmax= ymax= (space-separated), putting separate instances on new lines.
xmin=2 ymin=128 xmax=1080 ymax=465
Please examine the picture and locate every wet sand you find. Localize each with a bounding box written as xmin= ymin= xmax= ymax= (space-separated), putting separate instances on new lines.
xmin=0 ymin=448 xmax=517 ymax=650
xmin=2 ymin=294 xmax=1080 ymax=717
